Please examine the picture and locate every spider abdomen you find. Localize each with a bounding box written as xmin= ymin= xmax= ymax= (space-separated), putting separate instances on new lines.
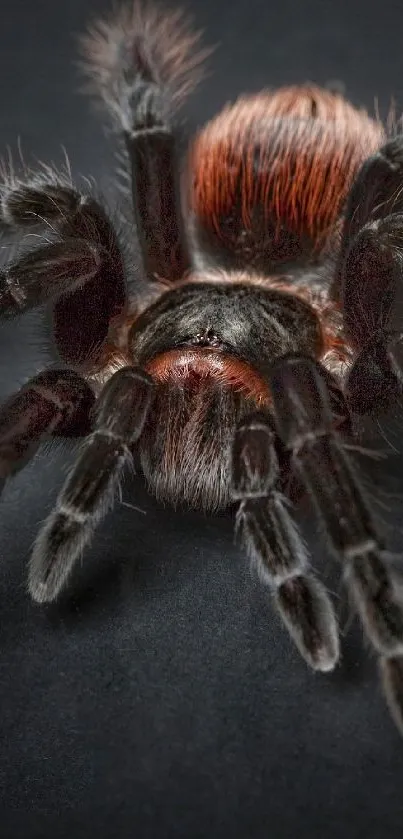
xmin=191 ymin=86 xmax=385 ymax=271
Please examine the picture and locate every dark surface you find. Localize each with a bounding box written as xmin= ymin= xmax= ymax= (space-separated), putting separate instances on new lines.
xmin=1 ymin=1 xmax=403 ymax=837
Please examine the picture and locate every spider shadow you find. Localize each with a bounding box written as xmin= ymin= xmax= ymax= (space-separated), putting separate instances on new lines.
xmin=43 ymin=470 xmax=235 ymax=629
xmin=42 ymin=476 xmax=155 ymax=627
xmin=332 ymin=619 xmax=375 ymax=689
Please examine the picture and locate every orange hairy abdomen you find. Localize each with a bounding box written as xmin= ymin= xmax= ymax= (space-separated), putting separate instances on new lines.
xmin=190 ymin=86 xmax=385 ymax=263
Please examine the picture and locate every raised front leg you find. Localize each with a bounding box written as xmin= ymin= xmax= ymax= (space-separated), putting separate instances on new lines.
xmin=80 ymin=3 xmax=210 ymax=284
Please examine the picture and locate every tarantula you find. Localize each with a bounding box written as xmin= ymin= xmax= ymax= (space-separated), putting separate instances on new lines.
xmin=1 ymin=0 xmax=403 ymax=736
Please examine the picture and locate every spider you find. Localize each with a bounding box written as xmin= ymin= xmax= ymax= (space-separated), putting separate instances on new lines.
xmin=1 ymin=0 xmax=403 ymax=737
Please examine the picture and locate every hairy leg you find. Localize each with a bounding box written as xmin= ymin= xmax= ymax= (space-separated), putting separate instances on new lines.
xmin=269 ymin=353 xmax=403 ymax=733
xmin=0 ymin=369 xmax=95 ymax=494
xmin=0 ymin=165 xmax=127 ymax=365
xmin=29 ymin=366 xmax=154 ymax=603
xmin=231 ymin=411 xmax=339 ymax=671
xmin=335 ymin=137 xmax=403 ymax=413
xmin=80 ymin=2 xmax=211 ymax=283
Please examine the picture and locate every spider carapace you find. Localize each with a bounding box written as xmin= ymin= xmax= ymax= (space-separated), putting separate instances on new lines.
xmin=1 ymin=0 xmax=403 ymax=736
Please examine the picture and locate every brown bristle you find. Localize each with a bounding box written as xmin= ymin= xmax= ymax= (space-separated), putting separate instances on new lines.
xmin=190 ymin=85 xmax=386 ymax=258
xmin=145 ymin=347 xmax=271 ymax=405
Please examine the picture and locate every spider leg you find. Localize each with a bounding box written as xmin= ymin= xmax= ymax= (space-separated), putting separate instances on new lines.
xmin=231 ymin=411 xmax=339 ymax=671
xmin=340 ymin=136 xmax=403 ymax=249
xmin=0 ymin=170 xmax=127 ymax=366
xmin=269 ymin=353 xmax=403 ymax=733
xmin=123 ymin=107 xmax=191 ymax=284
xmin=341 ymin=212 xmax=403 ymax=413
xmin=28 ymin=366 xmax=154 ymax=603
xmin=80 ymin=3 xmax=210 ymax=283
xmin=0 ymin=370 xmax=95 ymax=494
xmin=335 ymin=137 xmax=403 ymax=413
xmin=0 ymin=238 xmax=101 ymax=316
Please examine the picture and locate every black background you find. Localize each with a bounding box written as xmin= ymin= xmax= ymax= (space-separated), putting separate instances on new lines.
xmin=1 ymin=1 xmax=403 ymax=837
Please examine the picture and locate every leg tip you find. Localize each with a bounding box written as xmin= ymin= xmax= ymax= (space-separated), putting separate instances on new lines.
xmin=275 ymin=574 xmax=340 ymax=674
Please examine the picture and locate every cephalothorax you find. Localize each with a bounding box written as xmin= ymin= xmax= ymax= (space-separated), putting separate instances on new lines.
xmin=1 ymin=1 xmax=403 ymax=735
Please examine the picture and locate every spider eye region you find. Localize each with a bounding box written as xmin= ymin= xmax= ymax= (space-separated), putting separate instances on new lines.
xmin=180 ymin=329 xmax=225 ymax=349
xmin=129 ymin=279 xmax=323 ymax=403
